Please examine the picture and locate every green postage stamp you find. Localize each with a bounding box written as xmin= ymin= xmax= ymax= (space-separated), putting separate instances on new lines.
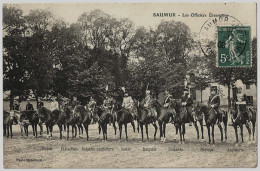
xmin=217 ymin=26 xmax=251 ymax=67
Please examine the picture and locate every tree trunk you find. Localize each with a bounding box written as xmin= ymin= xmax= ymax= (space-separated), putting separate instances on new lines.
xmin=227 ymin=83 xmax=231 ymax=109
xmin=9 ymin=92 xmax=14 ymax=111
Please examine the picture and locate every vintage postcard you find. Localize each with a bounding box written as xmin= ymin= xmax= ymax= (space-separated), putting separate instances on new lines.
xmin=2 ymin=2 xmax=257 ymax=168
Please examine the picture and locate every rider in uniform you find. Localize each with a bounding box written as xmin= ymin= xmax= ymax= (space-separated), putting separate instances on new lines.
xmin=163 ymin=90 xmax=174 ymax=123
xmin=233 ymin=85 xmax=250 ymax=124
xmin=50 ymin=96 xmax=59 ymax=112
xmin=181 ymin=88 xmax=194 ymax=126
xmin=88 ymin=96 xmax=97 ymax=123
xmin=144 ymin=90 xmax=157 ymax=119
xmin=70 ymin=96 xmax=80 ymax=109
xmin=12 ymin=99 xmax=21 ymax=124
xmin=122 ymin=91 xmax=135 ymax=120
xmin=26 ymin=98 xmax=34 ymax=111
xmin=103 ymin=94 xmax=114 ymax=126
xmin=208 ymin=87 xmax=223 ymax=123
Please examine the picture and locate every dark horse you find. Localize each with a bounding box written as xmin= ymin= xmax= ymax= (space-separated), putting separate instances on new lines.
xmin=136 ymin=100 xmax=158 ymax=142
xmin=96 ymin=106 xmax=116 ymax=141
xmin=197 ymin=105 xmax=228 ymax=144
xmin=152 ymin=99 xmax=176 ymax=143
xmin=114 ymin=101 xmax=136 ymax=142
xmin=230 ymin=104 xmax=256 ymax=145
xmin=175 ymin=102 xmax=210 ymax=144
xmin=20 ymin=110 xmax=42 ymax=138
xmin=38 ymin=107 xmax=65 ymax=139
xmin=74 ymin=105 xmax=92 ymax=140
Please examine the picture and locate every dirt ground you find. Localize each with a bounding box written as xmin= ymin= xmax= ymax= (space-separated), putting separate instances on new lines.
xmin=3 ymin=120 xmax=257 ymax=169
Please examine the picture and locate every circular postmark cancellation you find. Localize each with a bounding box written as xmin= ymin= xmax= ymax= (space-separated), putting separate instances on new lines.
xmin=199 ymin=14 xmax=251 ymax=67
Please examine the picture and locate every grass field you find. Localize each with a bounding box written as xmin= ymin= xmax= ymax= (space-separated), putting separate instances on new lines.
xmin=3 ymin=119 xmax=258 ymax=168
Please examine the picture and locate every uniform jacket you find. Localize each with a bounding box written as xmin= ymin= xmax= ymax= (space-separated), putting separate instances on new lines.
xmin=181 ymin=94 xmax=193 ymax=106
xmin=50 ymin=101 xmax=59 ymax=111
xmin=122 ymin=96 xmax=134 ymax=109
xmin=26 ymin=103 xmax=34 ymax=111
xmin=208 ymin=95 xmax=220 ymax=108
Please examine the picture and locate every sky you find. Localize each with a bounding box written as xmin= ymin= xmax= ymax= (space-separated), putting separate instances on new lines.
xmin=15 ymin=3 xmax=257 ymax=38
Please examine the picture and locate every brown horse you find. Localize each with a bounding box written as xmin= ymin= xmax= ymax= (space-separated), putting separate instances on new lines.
xmin=136 ymin=101 xmax=158 ymax=142
xmin=230 ymin=104 xmax=256 ymax=145
xmin=199 ymin=105 xmax=228 ymax=144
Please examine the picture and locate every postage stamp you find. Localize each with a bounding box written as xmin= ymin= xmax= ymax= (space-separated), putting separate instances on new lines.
xmin=217 ymin=26 xmax=251 ymax=67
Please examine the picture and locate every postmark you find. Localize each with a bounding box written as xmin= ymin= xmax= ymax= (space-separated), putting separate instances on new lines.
xmin=217 ymin=26 xmax=251 ymax=67
xmin=199 ymin=14 xmax=251 ymax=67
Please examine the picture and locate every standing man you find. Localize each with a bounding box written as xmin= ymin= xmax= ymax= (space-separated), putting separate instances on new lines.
xmin=26 ymin=98 xmax=34 ymax=111
xmin=181 ymin=88 xmax=194 ymax=126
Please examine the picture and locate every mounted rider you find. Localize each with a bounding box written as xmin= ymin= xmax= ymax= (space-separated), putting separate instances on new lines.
xmin=233 ymin=80 xmax=250 ymax=124
xmin=143 ymin=89 xmax=157 ymax=119
xmin=26 ymin=98 xmax=34 ymax=111
xmin=88 ymin=96 xmax=97 ymax=123
xmin=163 ymin=90 xmax=174 ymax=123
xmin=181 ymin=88 xmax=194 ymax=126
xmin=122 ymin=90 xmax=135 ymax=120
xmin=208 ymin=87 xmax=224 ymax=123
xmin=11 ymin=99 xmax=21 ymax=124
xmin=50 ymin=96 xmax=59 ymax=112
xmin=102 ymin=93 xmax=114 ymax=126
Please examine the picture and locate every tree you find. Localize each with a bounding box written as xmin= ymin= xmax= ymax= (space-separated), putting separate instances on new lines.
xmin=3 ymin=5 xmax=27 ymax=109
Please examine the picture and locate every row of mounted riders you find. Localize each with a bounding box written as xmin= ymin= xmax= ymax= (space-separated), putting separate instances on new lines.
xmin=3 ymin=97 xmax=256 ymax=144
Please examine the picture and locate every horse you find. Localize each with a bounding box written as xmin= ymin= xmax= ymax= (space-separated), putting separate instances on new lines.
xmin=136 ymin=100 xmax=158 ymax=142
xmin=3 ymin=110 xmax=17 ymax=138
xmin=200 ymin=105 xmax=228 ymax=144
xmin=114 ymin=101 xmax=136 ymax=142
xmin=174 ymin=102 xmax=211 ymax=144
xmin=152 ymin=99 xmax=176 ymax=143
xmin=74 ymin=105 xmax=92 ymax=140
xmin=230 ymin=104 xmax=256 ymax=145
xmin=38 ymin=107 xmax=64 ymax=139
xmin=20 ymin=110 xmax=42 ymax=138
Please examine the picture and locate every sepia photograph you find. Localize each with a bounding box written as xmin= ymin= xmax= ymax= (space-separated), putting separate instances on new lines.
xmin=2 ymin=2 xmax=257 ymax=168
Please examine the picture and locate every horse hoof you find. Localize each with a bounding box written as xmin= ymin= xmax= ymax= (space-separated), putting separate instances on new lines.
xmin=154 ymin=137 xmax=156 ymax=140
xmin=118 ymin=140 xmax=121 ymax=142
xmin=178 ymin=141 xmax=182 ymax=145
xmin=235 ymin=143 xmax=239 ymax=147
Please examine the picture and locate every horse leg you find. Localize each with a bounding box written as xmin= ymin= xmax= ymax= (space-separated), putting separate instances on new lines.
xmin=113 ymin=122 xmax=117 ymax=137
xmin=119 ymin=123 xmax=122 ymax=141
xmin=234 ymin=124 xmax=239 ymax=144
xmin=6 ymin=124 xmax=10 ymax=138
xmin=207 ymin=125 xmax=211 ymax=144
xmin=152 ymin=123 xmax=158 ymax=140
xmin=179 ymin=124 xmax=182 ymax=144
xmin=163 ymin=123 xmax=166 ymax=143
xmin=240 ymin=124 xmax=244 ymax=143
xmin=200 ymin=120 xmax=204 ymax=139
xmin=25 ymin=125 xmax=29 ymax=137
xmin=252 ymin=122 xmax=255 ymax=141
xmin=131 ymin=121 xmax=135 ymax=133
xmin=20 ymin=125 xmax=23 ymax=137
xmin=125 ymin=124 xmax=128 ymax=141
xmin=245 ymin=122 xmax=251 ymax=141
xmin=39 ymin=123 xmax=43 ymax=137
xmin=67 ymin=125 xmax=69 ymax=140
xmin=10 ymin=124 xmax=13 ymax=138
xmin=85 ymin=124 xmax=89 ymax=140
xmin=224 ymin=120 xmax=227 ymax=141
xmin=194 ymin=121 xmax=199 ymax=139
xmin=217 ymin=122 xmax=223 ymax=142
xmin=72 ymin=125 xmax=74 ymax=139
xmin=105 ymin=124 xmax=108 ymax=141
xmin=140 ymin=123 xmax=144 ymax=142
xmin=98 ymin=124 xmax=101 ymax=139
xmin=159 ymin=122 xmax=163 ymax=141
xmin=212 ymin=124 xmax=215 ymax=144
xmin=182 ymin=123 xmax=185 ymax=142
xmin=32 ymin=124 xmax=35 ymax=137
xmin=59 ymin=124 xmax=62 ymax=139
xmin=50 ymin=125 xmax=53 ymax=138
xmin=64 ymin=124 xmax=66 ymax=132
xmin=35 ymin=124 xmax=38 ymax=138
xmin=137 ymin=122 xmax=140 ymax=133
xmin=46 ymin=125 xmax=49 ymax=139
xmin=3 ymin=124 xmax=6 ymax=136
xmin=145 ymin=123 xmax=149 ymax=140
